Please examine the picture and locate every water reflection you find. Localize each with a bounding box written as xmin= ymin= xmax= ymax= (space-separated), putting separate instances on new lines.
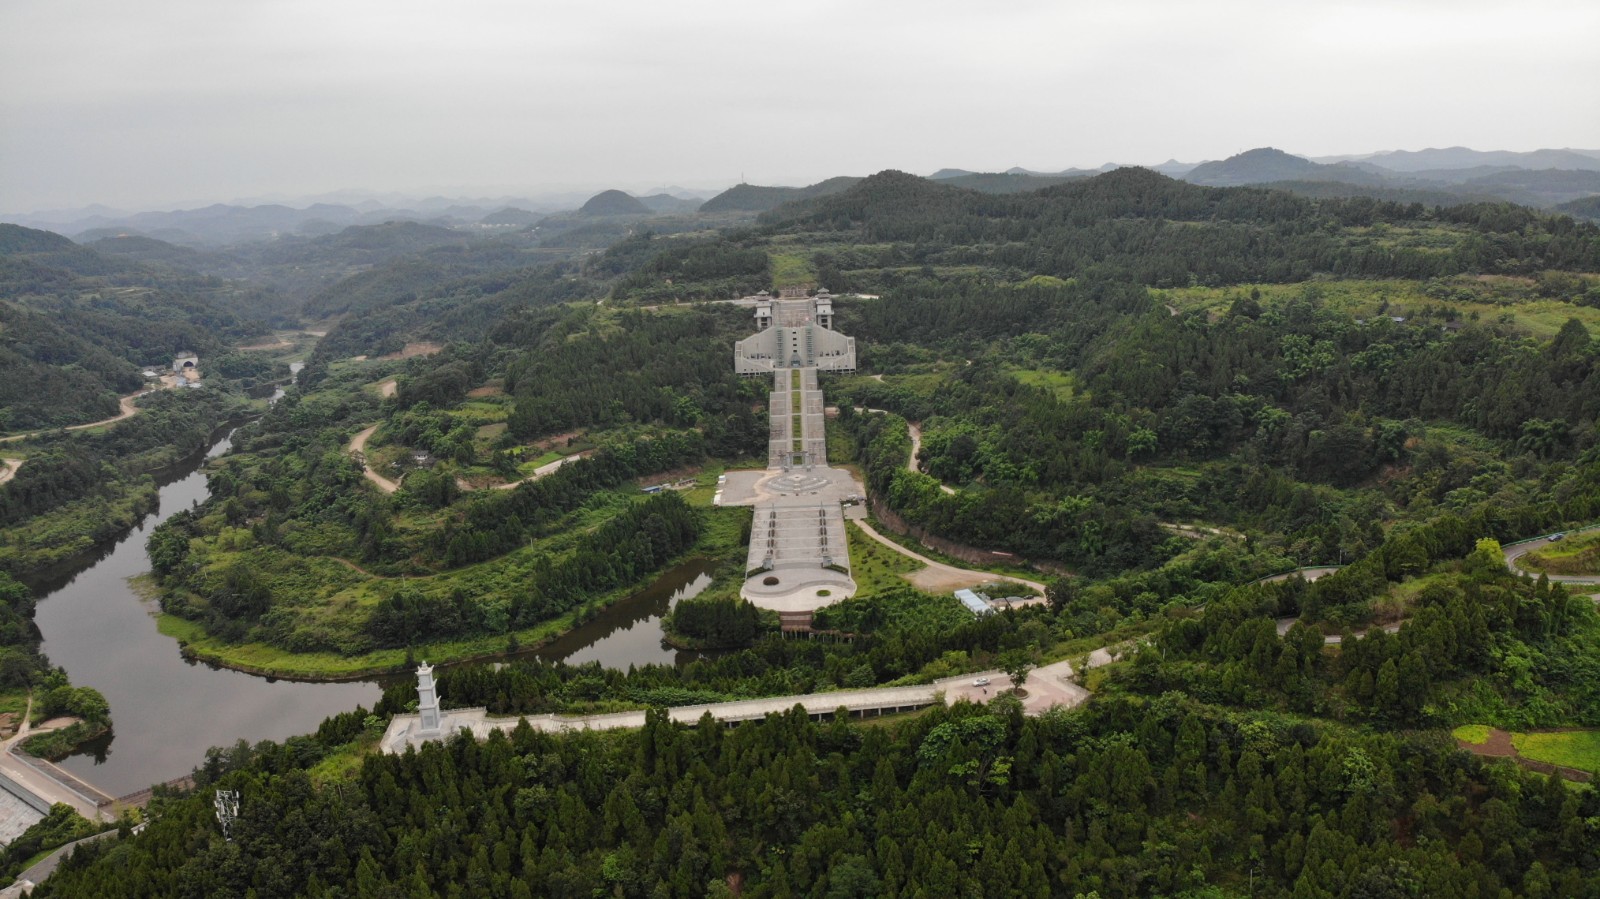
xmin=532 ymin=559 xmax=717 ymax=669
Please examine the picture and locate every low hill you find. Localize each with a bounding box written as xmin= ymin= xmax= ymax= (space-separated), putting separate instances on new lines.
xmin=303 ymin=241 xmax=539 ymax=318
xmin=0 ymin=225 xmax=287 ymax=431
xmin=698 ymin=176 xmax=862 ymax=214
xmin=86 ymin=234 xmax=214 ymax=270
xmin=1362 ymin=146 xmax=1600 ymax=173
xmin=637 ymin=194 xmax=702 ymax=215
xmin=1556 ymin=196 xmax=1600 ymax=222
xmin=934 ymin=172 xmax=1086 ymax=194
xmin=579 ymin=190 xmax=651 ymax=216
xmin=1184 ymin=148 xmax=1381 ymax=187
xmin=1460 ymin=169 xmax=1600 ymax=207
xmin=480 ymin=207 xmax=541 ymax=226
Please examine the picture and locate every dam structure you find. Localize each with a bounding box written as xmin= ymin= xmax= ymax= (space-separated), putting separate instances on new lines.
xmin=725 ymin=289 xmax=860 ymax=613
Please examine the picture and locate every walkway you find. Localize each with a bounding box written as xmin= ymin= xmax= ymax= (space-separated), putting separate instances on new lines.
xmin=852 ymin=519 xmax=1047 ymax=600
xmin=736 ymin=367 xmax=858 ymax=612
xmin=383 ymin=657 xmax=1096 ymax=753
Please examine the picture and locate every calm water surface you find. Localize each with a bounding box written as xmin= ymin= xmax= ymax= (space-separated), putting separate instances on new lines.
xmin=30 ymin=367 xmax=708 ymax=793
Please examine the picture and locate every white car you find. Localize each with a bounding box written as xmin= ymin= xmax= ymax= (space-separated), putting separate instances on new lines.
xmin=972 ymin=677 xmax=990 ymax=687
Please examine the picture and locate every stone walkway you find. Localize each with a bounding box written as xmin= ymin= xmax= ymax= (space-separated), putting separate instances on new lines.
xmin=382 ymin=656 xmax=1101 ymax=754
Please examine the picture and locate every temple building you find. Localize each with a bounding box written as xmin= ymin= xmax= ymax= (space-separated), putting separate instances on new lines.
xmin=734 ymin=288 xmax=855 ymax=374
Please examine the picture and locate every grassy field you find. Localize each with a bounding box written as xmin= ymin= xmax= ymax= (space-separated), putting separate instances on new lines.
xmin=1153 ymin=276 xmax=1600 ymax=338
xmin=1452 ymin=724 xmax=1491 ymax=744
xmin=1009 ymin=368 xmax=1078 ymax=402
xmin=770 ymin=253 xmax=816 ymax=289
xmin=1512 ymin=730 xmax=1600 ymax=773
xmin=847 ymin=521 xmax=924 ymax=593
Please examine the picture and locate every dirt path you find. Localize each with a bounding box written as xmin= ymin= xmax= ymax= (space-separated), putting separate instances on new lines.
xmin=1159 ymin=521 xmax=1242 ymax=541
xmin=376 ymin=379 xmax=397 ymax=398
xmin=491 ymin=451 xmax=592 ymax=490
xmin=347 ymin=425 xmax=400 ymax=494
xmin=852 ymin=519 xmax=1048 ymax=599
xmin=0 ymin=391 xmax=146 ymax=444
xmin=0 ymin=459 xmax=22 ymax=486
xmin=904 ymin=421 xmax=956 ymax=495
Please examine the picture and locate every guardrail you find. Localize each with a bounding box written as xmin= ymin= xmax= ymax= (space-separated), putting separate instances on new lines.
xmin=1502 ymin=522 xmax=1600 ymax=548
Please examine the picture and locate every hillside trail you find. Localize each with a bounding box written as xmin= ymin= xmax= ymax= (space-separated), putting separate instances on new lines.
xmin=0 ymin=391 xmax=146 ymax=444
xmin=904 ymin=421 xmax=956 ymax=495
xmin=347 ymin=425 xmax=400 ymax=494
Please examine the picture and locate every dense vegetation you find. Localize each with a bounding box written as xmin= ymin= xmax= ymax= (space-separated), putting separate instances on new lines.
xmin=0 ymin=224 xmax=298 ymax=431
xmin=9 ymin=167 xmax=1600 ymax=895
xmin=35 ymin=679 xmax=1600 ymax=897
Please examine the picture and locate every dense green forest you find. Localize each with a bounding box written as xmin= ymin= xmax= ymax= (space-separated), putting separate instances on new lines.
xmin=0 ymin=224 xmax=301 ymax=431
xmin=7 ymin=167 xmax=1600 ymax=895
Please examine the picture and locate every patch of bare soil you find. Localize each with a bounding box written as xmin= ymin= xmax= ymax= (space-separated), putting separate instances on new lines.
xmin=532 ymin=430 xmax=586 ymax=451
xmin=467 ymin=384 xmax=504 ymax=397
xmin=1460 ymin=728 xmax=1516 ymax=757
xmin=380 ymin=341 xmax=444 ymax=360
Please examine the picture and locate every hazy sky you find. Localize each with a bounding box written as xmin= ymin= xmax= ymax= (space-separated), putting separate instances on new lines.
xmin=4 ymin=0 xmax=1598 ymax=212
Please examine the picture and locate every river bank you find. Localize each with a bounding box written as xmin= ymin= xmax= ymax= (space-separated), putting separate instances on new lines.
xmin=152 ymin=553 xmax=729 ymax=680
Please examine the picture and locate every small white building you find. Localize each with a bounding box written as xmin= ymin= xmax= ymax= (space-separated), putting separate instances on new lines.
xmin=954 ymin=589 xmax=993 ymax=616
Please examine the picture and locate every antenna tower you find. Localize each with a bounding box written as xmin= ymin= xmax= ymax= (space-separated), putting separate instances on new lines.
xmin=214 ymin=789 xmax=241 ymax=841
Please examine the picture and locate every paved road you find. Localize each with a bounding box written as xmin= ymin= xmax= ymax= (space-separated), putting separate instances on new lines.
xmin=1 ymin=824 xmax=142 ymax=897
xmin=386 ymin=657 xmax=1096 ymax=753
xmin=851 ymin=519 xmax=1047 ymax=600
xmin=1503 ymin=528 xmax=1600 ymax=585
xmin=0 ymin=700 xmax=106 ymax=822
xmin=1256 ymin=566 xmax=1342 ymax=584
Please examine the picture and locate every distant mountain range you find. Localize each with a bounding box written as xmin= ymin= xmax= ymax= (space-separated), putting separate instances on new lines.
xmin=930 ymin=147 xmax=1600 ymax=209
xmin=8 ymin=147 xmax=1600 ymax=247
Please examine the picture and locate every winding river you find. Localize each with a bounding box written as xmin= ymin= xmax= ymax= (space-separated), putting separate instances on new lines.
xmin=26 ymin=370 xmax=711 ymax=795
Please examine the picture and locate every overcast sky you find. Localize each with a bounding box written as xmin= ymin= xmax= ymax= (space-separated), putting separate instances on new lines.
xmin=3 ymin=0 xmax=1598 ymax=213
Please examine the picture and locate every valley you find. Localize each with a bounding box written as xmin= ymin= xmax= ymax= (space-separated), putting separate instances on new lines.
xmin=3 ymin=163 xmax=1600 ymax=897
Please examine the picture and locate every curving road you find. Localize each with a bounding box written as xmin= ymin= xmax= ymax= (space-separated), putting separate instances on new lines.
xmin=852 ymin=519 xmax=1047 ymax=601
xmin=0 ymin=391 xmax=146 ymax=444
xmin=347 ymin=425 xmax=400 ymax=494
xmin=1502 ymin=528 xmax=1600 ymax=585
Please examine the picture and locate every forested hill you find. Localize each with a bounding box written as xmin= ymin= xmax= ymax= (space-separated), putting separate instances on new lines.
xmin=698 ymin=176 xmax=863 ymax=213
xmin=0 ymin=223 xmax=283 ymax=430
xmin=756 ymin=168 xmax=1600 ymax=286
